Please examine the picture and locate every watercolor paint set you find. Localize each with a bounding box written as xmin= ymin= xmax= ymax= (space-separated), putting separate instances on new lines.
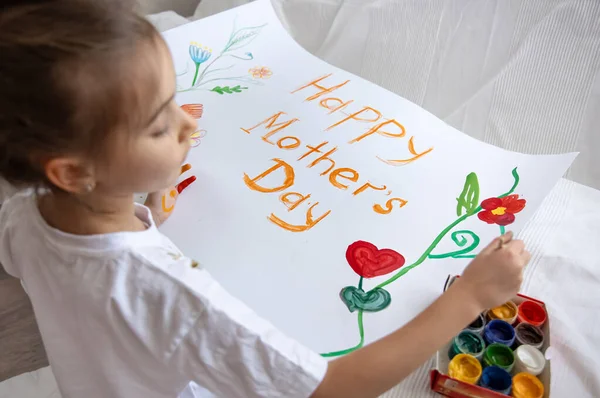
xmin=430 ymin=275 xmax=551 ymax=398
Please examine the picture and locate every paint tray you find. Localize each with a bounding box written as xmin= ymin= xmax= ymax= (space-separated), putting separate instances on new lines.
xmin=430 ymin=275 xmax=552 ymax=397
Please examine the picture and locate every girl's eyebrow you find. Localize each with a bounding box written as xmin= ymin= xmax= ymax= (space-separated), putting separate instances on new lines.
xmin=145 ymin=93 xmax=175 ymax=127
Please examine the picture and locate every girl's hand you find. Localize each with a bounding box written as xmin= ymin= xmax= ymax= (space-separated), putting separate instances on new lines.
xmin=144 ymin=186 xmax=179 ymax=226
xmin=456 ymin=231 xmax=531 ymax=310
xmin=144 ymin=173 xmax=196 ymax=227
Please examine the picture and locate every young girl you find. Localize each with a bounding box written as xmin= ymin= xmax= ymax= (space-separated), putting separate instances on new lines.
xmin=0 ymin=1 xmax=530 ymax=397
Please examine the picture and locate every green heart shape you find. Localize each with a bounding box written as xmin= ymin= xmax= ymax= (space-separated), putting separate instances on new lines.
xmin=340 ymin=286 xmax=392 ymax=313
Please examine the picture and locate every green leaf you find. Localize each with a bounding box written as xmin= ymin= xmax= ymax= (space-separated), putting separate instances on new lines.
xmin=210 ymin=85 xmax=248 ymax=95
xmin=340 ymin=286 xmax=391 ymax=313
xmin=456 ymin=172 xmax=480 ymax=216
xmin=224 ymin=24 xmax=267 ymax=53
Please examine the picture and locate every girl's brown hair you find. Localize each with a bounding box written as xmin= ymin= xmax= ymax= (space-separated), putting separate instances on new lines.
xmin=0 ymin=0 xmax=161 ymax=187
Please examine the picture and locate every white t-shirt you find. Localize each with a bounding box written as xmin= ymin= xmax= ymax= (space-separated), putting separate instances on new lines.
xmin=0 ymin=191 xmax=327 ymax=398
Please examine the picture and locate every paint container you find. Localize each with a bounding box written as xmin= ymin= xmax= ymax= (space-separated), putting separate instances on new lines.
xmin=517 ymin=300 xmax=547 ymax=327
xmin=514 ymin=323 xmax=544 ymax=349
xmin=466 ymin=313 xmax=486 ymax=335
xmin=487 ymin=301 xmax=518 ymax=325
xmin=483 ymin=343 xmax=515 ymax=373
xmin=512 ymin=372 xmax=545 ymax=398
xmin=448 ymin=354 xmax=482 ymax=385
xmin=448 ymin=330 xmax=486 ymax=360
xmin=484 ymin=319 xmax=516 ymax=347
xmin=513 ymin=345 xmax=546 ymax=376
xmin=478 ymin=366 xmax=512 ymax=395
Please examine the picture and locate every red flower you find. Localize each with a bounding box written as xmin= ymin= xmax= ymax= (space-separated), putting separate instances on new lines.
xmin=346 ymin=241 xmax=405 ymax=278
xmin=477 ymin=194 xmax=526 ymax=226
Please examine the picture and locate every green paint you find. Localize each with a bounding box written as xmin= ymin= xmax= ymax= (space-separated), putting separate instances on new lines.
xmin=210 ymin=85 xmax=248 ymax=95
xmin=373 ymin=168 xmax=520 ymax=292
xmin=483 ymin=343 xmax=514 ymax=371
xmin=321 ymin=310 xmax=364 ymax=358
xmin=456 ymin=172 xmax=480 ymax=216
xmin=499 ymin=225 xmax=506 ymax=235
xmin=321 ymin=168 xmax=522 ymax=357
xmin=340 ymin=286 xmax=391 ymax=313
xmin=449 ymin=330 xmax=485 ymax=359
xmin=191 ymin=62 xmax=201 ymax=87
xmin=428 ymin=230 xmax=480 ymax=259
xmin=499 ymin=168 xmax=520 ymax=199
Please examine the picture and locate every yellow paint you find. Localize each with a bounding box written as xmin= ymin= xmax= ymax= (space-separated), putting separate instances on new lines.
xmin=488 ymin=301 xmax=518 ymax=323
xmin=492 ymin=206 xmax=507 ymax=215
xmin=512 ymin=372 xmax=544 ymax=398
xmin=448 ymin=354 xmax=482 ymax=385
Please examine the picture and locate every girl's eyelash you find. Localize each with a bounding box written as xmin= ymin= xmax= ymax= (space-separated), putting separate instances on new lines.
xmin=152 ymin=129 xmax=168 ymax=138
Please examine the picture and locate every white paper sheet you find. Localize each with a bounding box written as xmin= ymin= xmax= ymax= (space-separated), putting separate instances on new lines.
xmin=160 ymin=0 xmax=576 ymax=356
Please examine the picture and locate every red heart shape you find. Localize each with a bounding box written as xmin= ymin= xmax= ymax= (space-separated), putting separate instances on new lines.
xmin=346 ymin=240 xmax=405 ymax=278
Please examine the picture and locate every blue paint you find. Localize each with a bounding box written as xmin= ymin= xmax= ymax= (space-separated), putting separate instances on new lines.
xmin=484 ymin=319 xmax=516 ymax=347
xmin=479 ymin=366 xmax=512 ymax=395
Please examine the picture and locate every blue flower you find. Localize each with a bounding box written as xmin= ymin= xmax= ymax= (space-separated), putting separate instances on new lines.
xmin=189 ymin=42 xmax=212 ymax=64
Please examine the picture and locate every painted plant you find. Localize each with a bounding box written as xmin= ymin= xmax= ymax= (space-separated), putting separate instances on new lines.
xmin=322 ymin=168 xmax=527 ymax=357
xmin=178 ymin=20 xmax=270 ymax=95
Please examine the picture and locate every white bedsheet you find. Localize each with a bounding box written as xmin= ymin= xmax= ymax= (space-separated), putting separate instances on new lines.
xmin=2 ymin=1 xmax=599 ymax=397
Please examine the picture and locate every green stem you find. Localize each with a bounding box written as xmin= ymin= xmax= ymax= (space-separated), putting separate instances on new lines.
xmin=321 ymin=310 xmax=364 ymax=357
xmin=358 ymin=276 xmax=363 ymax=290
xmin=499 ymin=225 xmax=506 ymax=235
xmin=191 ymin=62 xmax=201 ymax=87
xmin=374 ymin=212 xmax=472 ymax=290
xmin=372 ymin=167 xmax=520 ymax=292
xmin=499 ymin=168 xmax=520 ymax=198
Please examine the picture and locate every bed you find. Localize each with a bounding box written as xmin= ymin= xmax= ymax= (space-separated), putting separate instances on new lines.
xmin=1 ymin=1 xmax=599 ymax=397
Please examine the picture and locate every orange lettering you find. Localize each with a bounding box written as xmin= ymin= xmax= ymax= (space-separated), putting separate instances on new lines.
xmin=243 ymin=158 xmax=295 ymax=193
xmin=298 ymin=141 xmax=328 ymax=161
xmin=307 ymin=147 xmax=338 ymax=176
xmin=240 ymin=112 xmax=299 ymax=145
xmin=329 ymin=168 xmax=359 ymax=190
xmin=350 ymin=119 xmax=406 ymax=143
xmin=280 ymin=192 xmax=311 ymax=211
xmin=319 ymin=97 xmax=354 ymax=114
xmin=373 ymin=198 xmax=408 ymax=214
xmin=353 ymin=182 xmax=387 ymax=196
xmin=291 ymin=74 xmax=350 ymax=101
xmin=377 ymin=136 xmax=434 ymax=166
xmin=268 ymin=203 xmax=332 ymax=232
xmin=327 ymin=106 xmax=382 ymax=131
xmin=277 ymin=136 xmax=301 ymax=150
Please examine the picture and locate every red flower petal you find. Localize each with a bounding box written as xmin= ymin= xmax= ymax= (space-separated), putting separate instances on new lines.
xmin=346 ymin=241 xmax=405 ymax=278
xmin=477 ymin=210 xmax=497 ymax=224
xmin=494 ymin=212 xmax=515 ymax=226
xmin=502 ymin=194 xmax=526 ymax=214
xmin=481 ymin=197 xmax=502 ymax=210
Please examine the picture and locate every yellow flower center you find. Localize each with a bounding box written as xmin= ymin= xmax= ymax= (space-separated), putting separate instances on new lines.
xmin=491 ymin=206 xmax=507 ymax=216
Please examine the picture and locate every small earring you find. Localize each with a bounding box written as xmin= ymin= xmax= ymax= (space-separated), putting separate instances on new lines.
xmin=84 ymin=182 xmax=95 ymax=193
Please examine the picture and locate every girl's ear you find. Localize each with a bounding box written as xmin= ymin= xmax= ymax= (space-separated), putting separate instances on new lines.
xmin=43 ymin=156 xmax=95 ymax=194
